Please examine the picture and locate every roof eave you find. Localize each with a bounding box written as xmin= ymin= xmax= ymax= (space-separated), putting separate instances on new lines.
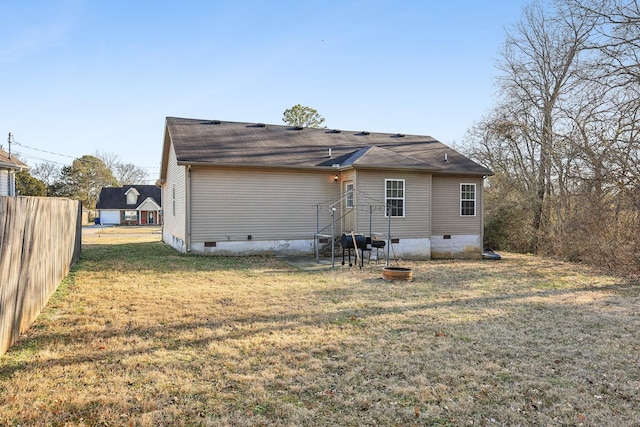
xmin=0 ymin=161 xmax=29 ymax=171
xmin=176 ymin=160 xmax=343 ymax=171
xmin=159 ymin=121 xmax=172 ymax=181
xmin=433 ymin=169 xmax=494 ymax=177
xmin=349 ymin=164 xmax=442 ymax=173
xmin=174 ymin=160 xmax=489 ymax=175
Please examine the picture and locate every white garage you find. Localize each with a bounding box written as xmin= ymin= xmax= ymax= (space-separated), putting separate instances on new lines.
xmin=98 ymin=210 xmax=121 ymax=224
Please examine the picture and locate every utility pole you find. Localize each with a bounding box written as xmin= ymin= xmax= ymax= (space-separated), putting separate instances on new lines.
xmin=7 ymin=132 xmax=12 ymax=159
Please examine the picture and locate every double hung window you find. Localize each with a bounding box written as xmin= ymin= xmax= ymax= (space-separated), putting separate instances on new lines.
xmin=385 ymin=179 xmax=405 ymax=217
xmin=460 ymin=183 xmax=476 ymax=216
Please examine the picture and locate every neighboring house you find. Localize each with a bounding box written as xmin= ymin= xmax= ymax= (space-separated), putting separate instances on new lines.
xmin=0 ymin=147 xmax=29 ymax=196
xmin=158 ymin=117 xmax=493 ymax=259
xmin=96 ymin=185 xmax=162 ymax=225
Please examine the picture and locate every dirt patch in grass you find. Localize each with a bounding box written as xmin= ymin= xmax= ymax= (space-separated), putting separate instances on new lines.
xmin=1 ymin=241 xmax=639 ymax=426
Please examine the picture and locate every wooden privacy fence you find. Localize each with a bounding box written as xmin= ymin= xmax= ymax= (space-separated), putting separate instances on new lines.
xmin=0 ymin=196 xmax=81 ymax=356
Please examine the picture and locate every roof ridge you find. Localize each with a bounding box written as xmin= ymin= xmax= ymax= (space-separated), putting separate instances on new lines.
xmin=165 ymin=116 xmax=434 ymax=139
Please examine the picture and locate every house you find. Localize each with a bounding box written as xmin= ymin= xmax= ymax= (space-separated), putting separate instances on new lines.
xmin=158 ymin=117 xmax=493 ymax=259
xmin=0 ymin=147 xmax=29 ymax=196
xmin=96 ymin=185 xmax=162 ymax=225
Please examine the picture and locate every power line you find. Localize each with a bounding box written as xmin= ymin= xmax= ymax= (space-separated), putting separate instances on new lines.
xmin=12 ymin=152 xmax=67 ymax=165
xmin=11 ymin=137 xmax=76 ymax=159
xmin=8 ymin=133 xmax=162 ymax=170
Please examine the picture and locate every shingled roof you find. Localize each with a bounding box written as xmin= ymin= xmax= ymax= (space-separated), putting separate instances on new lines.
xmin=161 ymin=117 xmax=492 ymax=178
xmin=0 ymin=147 xmax=29 ymax=170
xmin=96 ymin=185 xmax=161 ymax=210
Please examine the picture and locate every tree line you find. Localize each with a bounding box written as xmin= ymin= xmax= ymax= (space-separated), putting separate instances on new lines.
xmin=464 ymin=0 xmax=639 ymax=274
xmin=16 ymin=152 xmax=148 ymax=210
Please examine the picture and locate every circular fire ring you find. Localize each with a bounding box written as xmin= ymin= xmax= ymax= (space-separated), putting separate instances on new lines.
xmin=382 ymin=267 xmax=413 ymax=281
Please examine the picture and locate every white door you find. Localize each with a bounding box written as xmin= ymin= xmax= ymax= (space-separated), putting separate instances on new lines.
xmin=342 ymin=181 xmax=355 ymax=233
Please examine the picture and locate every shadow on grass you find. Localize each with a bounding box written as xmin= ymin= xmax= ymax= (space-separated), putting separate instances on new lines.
xmin=2 ymin=283 xmax=637 ymax=382
xmin=78 ymin=240 xmax=292 ymax=273
xmin=2 ymin=241 xmax=638 ymax=382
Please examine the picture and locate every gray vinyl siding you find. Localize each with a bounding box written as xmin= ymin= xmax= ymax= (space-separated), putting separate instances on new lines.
xmin=162 ymin=143 xmax=186 ymax=240
xmin=190 ymin=167 xmax=339 ymax=242
xmin=432 ymin=175 xmax=483 ymax=235
xmin=353 ymin=170 xmax=431 ymax=238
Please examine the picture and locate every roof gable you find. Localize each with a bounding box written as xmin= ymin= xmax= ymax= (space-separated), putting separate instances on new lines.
xmin=137 ymin=197 xmax=161 ymax=211
xmin=317 ymin=146 xmax=440 ymax=170
xmin=350 ymin=146 xmax=440 ymax=170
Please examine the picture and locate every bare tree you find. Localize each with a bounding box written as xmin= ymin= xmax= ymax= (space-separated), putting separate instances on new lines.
xmin=95 ymin=151 xmax=148 ymax=185
xmin=567 ymin=0 xmax=640 ymax=84
xmin=94 ymin=150 xmax=120 ymax=172
xmin=494 ymin=0 xmax=596 ymax=251
xmin=31 ymin=161 xmax=61 ymax=196
xmin=465 ymin=0 xmax=640 ymax=272
xmin=465 ymin=114 xmax=539 ymax=251
xmin=114 ymin=162 xmax=148 ymax=185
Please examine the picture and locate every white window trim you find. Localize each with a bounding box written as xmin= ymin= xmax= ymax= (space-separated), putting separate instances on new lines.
xmin=385 ymin=178 xmax=406 ymax=218
xmin=460 ymin=183 xmax=477 ymax=216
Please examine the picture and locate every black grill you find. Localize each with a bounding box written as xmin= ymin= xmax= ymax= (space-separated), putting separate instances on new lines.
xmin=371 ymin=240 xmax=385 ymax=249
xmin=340 ymin=233 xmax=367 ymax=249
xmin=340 ymin=234 xmax=370 ymax=268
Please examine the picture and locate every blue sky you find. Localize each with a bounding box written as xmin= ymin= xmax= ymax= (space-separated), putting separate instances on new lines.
xmin=1 ymin=1 xmax=527 ymax=182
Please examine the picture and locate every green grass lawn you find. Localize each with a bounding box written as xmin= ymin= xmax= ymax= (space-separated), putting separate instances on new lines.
xmin=1 ymin=237 xmax=639 ymax=426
